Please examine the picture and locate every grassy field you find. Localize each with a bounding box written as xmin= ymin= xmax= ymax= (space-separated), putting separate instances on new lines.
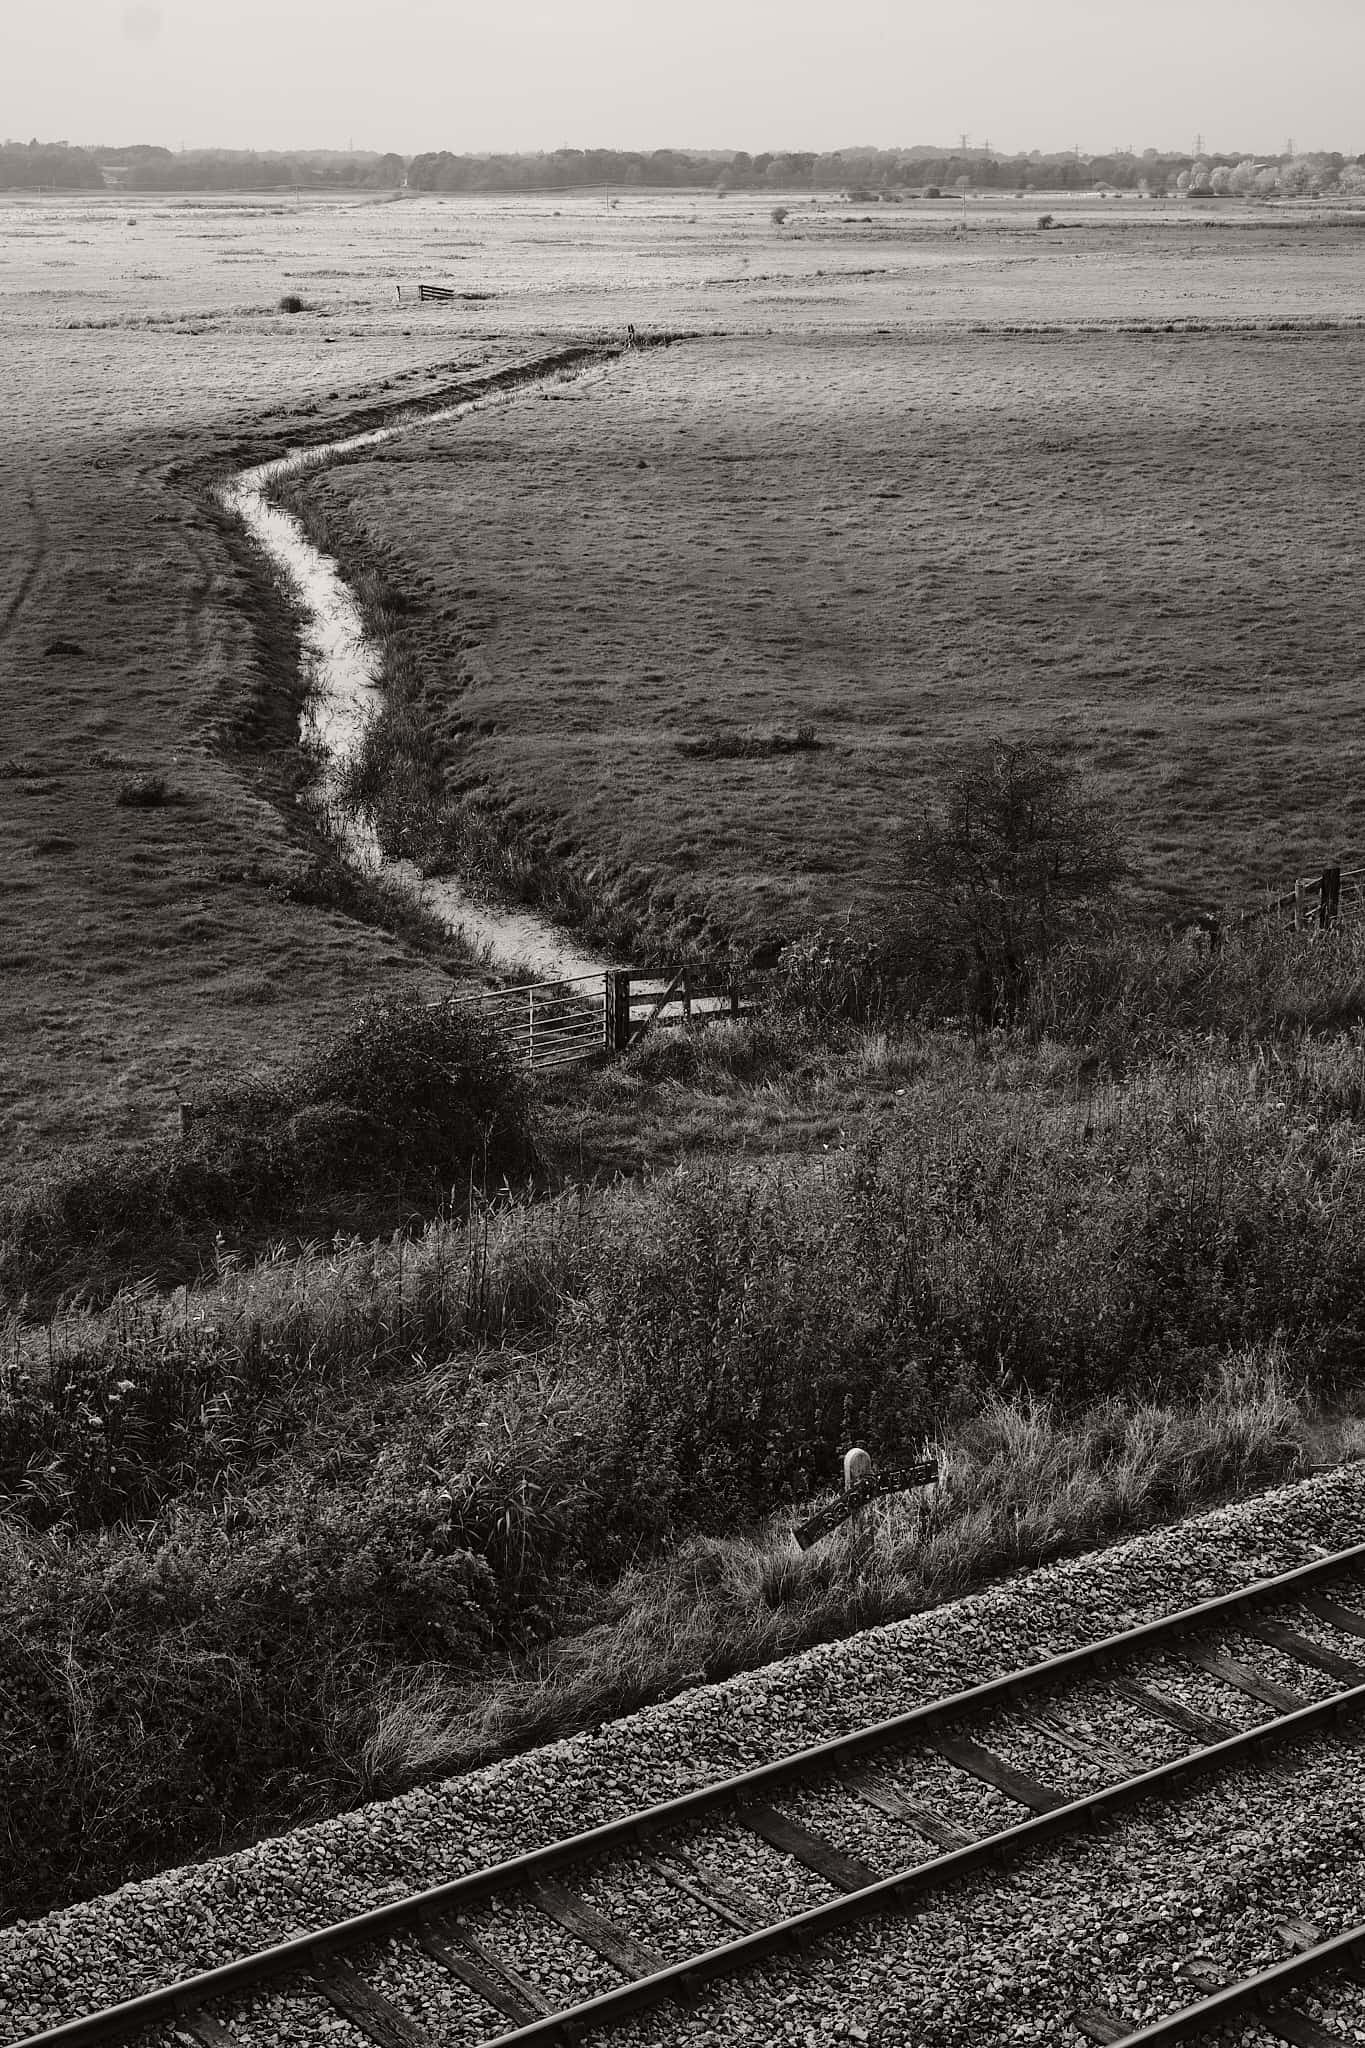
xmin=4 ymin=190 xmax=1364 ymax=1150
xmin=0 ymin=192 xmax=553 ymax=1161
xmin=5 ymin=188 xmax=1365 ymax=1923
xmin=296 ymin=319 xmax=1365 ymax=958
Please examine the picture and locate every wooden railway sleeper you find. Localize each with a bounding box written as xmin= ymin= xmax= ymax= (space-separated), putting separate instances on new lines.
xmin=472 ymin=1685 xmax=1365 ymax=2047
xmin=17 ymin=1546 xmax=1365 ymax=2048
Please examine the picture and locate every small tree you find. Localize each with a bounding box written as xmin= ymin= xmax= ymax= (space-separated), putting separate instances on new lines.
xmin=770 ymin=204 xmax=789 ymax=226
xmin=900 ymin=737 xmax=1125 ymax=1020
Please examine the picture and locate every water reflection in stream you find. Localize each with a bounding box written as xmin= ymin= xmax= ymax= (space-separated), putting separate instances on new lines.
xmin=220 ymin=366 xmax=614 ymax=983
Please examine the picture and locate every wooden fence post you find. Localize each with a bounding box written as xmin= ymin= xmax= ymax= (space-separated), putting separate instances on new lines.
xmin=606 ymin=971 xmax=632 ymax=1054
xmin=1320 ymin=866 xmax=1342 ymax=929
xmin=1294 ymin=877 xmax=1307 ymax=931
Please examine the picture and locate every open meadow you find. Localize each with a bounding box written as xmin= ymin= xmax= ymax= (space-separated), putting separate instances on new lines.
xmin=302 ymin=318 xmax=1365 ymax=954
xmin=3 ymin=188 xmax=1365 ymax=1147
xmin=6 ymin=186 xmax=1365 ymax=1924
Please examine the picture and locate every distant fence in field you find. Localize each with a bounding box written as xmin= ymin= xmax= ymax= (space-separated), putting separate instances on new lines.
xmin=1183 ymin=861 xmax=1365 ymax=951
xmin=1234 ymin=863 xmax=1365 ymax=935
xmin=416 ymin=283 xmax=457 ymax=303
xmin=445 ymin=968 xmax=755 ymax=1074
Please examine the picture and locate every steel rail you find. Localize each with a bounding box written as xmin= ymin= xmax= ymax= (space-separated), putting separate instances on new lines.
xmin=1111 ymin=1919 xmax=1365 ymax=2043
xmin=481 ymin=1683 xmax=1365 ymax=2046
xmin=13 ymin=1540 xmax=1365 ymax=2048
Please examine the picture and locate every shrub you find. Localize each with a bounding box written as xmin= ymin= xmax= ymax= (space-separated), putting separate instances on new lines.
xmin=115 ymin=773 xmax=168 ymax=807
xmin=773 ymin=917 xmax=896 ymax=1029
xmin=771 ymin=206 xmax=789 ymax=226
xmin=277 ymin=292 xmax=305 ymax=313
xmin=900 ymin=736 xmax=1125 ymax=1022
xmin=278 ymin=989 xmax=535 ymax=1183
xmin=0 ymin=992 xmax=536 ymax=1308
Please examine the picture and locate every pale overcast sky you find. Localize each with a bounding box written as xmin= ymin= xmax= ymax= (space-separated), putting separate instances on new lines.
xmin=6 ymin=0 xmax=1362 ymax=156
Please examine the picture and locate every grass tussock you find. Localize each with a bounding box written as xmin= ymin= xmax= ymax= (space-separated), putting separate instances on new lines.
xmin=677 ymin=723 xmax=819 ymax=762
xmin=113 ymin=773 xmax=171 ymax=808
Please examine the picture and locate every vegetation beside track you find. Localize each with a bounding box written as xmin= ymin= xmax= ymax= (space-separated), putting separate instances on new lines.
xmin=6 ymin=908 xmax=1365 ymax=1922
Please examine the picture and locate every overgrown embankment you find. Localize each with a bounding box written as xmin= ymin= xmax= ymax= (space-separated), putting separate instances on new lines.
xmin=0 ymin=994 xmax=536 ymax=1312
xmin=6 ymin=923 xmax=1365 ymax=1919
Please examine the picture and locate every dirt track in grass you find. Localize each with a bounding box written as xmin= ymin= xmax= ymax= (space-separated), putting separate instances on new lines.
xmin=3 ymin=189 xmax=1364 ymax=1151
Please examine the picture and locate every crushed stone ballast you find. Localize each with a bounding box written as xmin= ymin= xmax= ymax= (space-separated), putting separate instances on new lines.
xmin=4 ymin=1465 xmax=1365 ymax=2048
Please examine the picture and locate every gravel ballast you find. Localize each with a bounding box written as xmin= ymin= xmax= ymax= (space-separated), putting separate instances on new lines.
xmin=3 ymin=1463 xmax=1364 ymax=2047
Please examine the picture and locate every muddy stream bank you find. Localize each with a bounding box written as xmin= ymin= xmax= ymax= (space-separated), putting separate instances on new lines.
xmin=220 ymin=355 xmax=616 ymax=985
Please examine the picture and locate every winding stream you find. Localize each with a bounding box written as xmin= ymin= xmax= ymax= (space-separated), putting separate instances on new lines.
xmin=220 ymin=360 xmax=614 ymax=984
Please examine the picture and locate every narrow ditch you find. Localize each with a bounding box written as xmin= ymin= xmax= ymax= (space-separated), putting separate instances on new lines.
xmin=219 ymin=350 xmax=619 ymax=984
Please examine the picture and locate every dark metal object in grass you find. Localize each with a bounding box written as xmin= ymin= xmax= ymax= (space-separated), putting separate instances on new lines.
xmin=793 ymin=1452 xmax=938 ymax=1551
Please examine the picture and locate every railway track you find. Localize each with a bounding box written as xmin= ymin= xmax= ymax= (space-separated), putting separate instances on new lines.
xmin=1090 ymin=1918 xmax=1365 ymax=2045
xmin=13 ymin=1538 xmax=1365 ymax=2048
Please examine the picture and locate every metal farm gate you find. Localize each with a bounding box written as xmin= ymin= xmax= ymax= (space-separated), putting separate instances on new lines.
xmin=445 ymin=969 xmax=750 ymax=1074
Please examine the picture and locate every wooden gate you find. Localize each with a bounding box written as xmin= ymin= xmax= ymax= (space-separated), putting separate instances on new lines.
xmin=444 ymin=969 xmax=754 ymax=1072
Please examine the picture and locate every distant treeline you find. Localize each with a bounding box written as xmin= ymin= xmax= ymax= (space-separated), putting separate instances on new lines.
xmin=1 ymin=142 xmax=102 ymax=189
xmin=0 ymin=141 xmax=405 ymax=191
xmin=5 ymin=138 xmax=1364 ymax=199
xmin=407 ymin=144 xmax=1365 ymax=198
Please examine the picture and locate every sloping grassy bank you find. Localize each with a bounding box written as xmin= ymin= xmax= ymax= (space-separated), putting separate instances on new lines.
xmin=267 ymin=481 xmax=737 ymax=969
xmin=5 ymin=963 xmax=1365 ymax=1919
xmin=0 ymin=994 xmax=535 ymax=1314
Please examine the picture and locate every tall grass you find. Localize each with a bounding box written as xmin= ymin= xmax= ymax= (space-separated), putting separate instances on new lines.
xmin=8 ymin=1026 xmax=1364 ymax=1534
xmin=6 ymin=989 xmax=1365 ymax=1918
xmin=1029 ymin=915 xmax=1365 ymax=1051
xmin=359 ymin=1352 xmax=1309 ymax=1788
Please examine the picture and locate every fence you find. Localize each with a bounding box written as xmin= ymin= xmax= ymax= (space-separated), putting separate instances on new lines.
xmin=445 ymin=968 xmax=754 ymax=1074
xmin=1236 ymin=863 xmax=1365 ymax=935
